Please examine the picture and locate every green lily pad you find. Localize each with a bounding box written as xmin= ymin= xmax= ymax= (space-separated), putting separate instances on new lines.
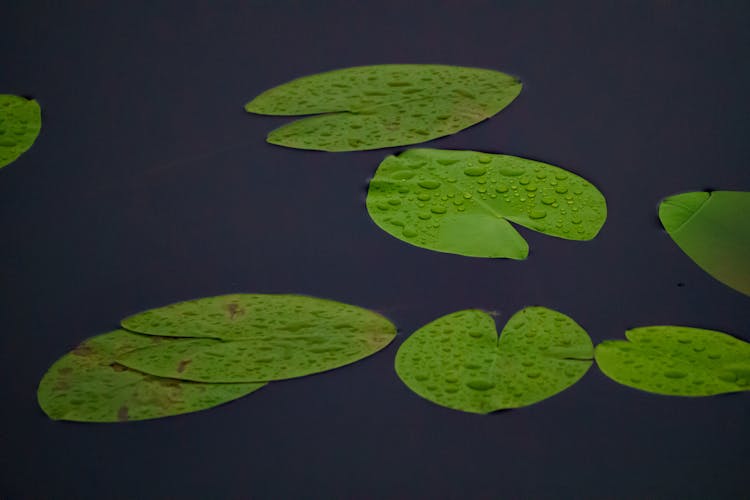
xmin=37 ymin=330 xmax=264 ymax=422
xmin=366 ymin=149 xmax=607 ymax=259
xmin=659 ymin=191 xmax=750 ymax=296
xmin=395 ymin=307 xmax=593 ymax=414
xmin=0 ymin=94 xmax=41 ymax=168
xmin=595 ymin=326 xmax=750 ymax=396
xmin=245 ymin=64 xmax=521 ymax=151
xmin=117 ymin=294 xmax=396 ymax=382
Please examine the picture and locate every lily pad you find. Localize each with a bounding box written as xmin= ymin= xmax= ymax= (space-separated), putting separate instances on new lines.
xmin=118 ymin=294 xmax=396 ymax=382
xmin=0 ymin=94 xmax=41 ymax=168
xmin=395 ymin=307 xmax=593 ymax=414
xmin=245 ymin=64 xmax=521 ymax=151
xmin=595 ymin=326 xmax=750 ymax=396
xmin=367 ymin=149 xmax=607 ymax=259
xmin=37 ymin=330 xmax=264 ymax=422
xmin=659 ymin=191 xmax=750 ymax=296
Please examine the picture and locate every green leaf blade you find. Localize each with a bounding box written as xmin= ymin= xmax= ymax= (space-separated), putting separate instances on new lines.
xmin=595 ymin=326 xmax=750 ymax=396
xmin=37 ymin=331 xmax=264 ymax=422
xmin=395 ymin=307 xmax=593 ymax=414
xmin=246 ymin=65 xmax=521 ymax=151
xmin=367 ymin=149 xmax=606 ymax=258
xmin=659 ymin=190 xmax=750 ymax=296
xmin=0 ymin=95 xmax=41 ymax=168
xmin=118 ymin=294 xmax=396 ymax=382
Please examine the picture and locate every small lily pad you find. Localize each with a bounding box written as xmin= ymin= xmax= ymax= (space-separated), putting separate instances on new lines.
xmin=0 ymin=94 xmax=41 ymax=168
xmin=395 ymin=307 xmax=593 ymax=414
xmin=659 ymin=190 xmax=750 ymax=296
xmin=118 ymin=294 xmax=396 ymax=382
xmin=595 ymin=326 xmax=750 ymax=396
xmin=367 ymin=149 xmax=606 ymax=259
xmin=245 ymin=64 xmax=521 ymax=151
xmin=37 ymin=330 xmax=264 ymax=422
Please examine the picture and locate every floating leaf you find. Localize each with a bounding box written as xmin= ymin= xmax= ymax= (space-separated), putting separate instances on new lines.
xmin=118 ymin=294 xmax=396 ymax=382
xmin=659 ymin=191 xmax=750 ymax=296
xmin=395 ymin=307 xmax=593 ymax=414
xmin=37 ymin=330 xmax=263 ymax=422
xmin=595 ymin=326 xmax=750 ymax=396
xmin=245 ymin=65 xmax=521 ymax=151
xmin=367 ymin=149 xmax=606 ymax=259
xmin=0 ymin=94 xmax=41 ymax=168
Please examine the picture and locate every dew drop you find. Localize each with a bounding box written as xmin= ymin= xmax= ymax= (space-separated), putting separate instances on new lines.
xmin=466 ymin=380 xmax=495 ymax=391
xmin=392 ymin=170 xmax=415 ymax=180
xmin=529 ymin=209 xmax=547 ymax=219
xmin=541 ymin=196 xmax=556 ymax=205
xmin=499 ymin=165 xmax=524 ymax=177
xmin=437 ymin=158 xmax=458 ymax=166
xmin=418 ymin=180 xmax=441 ymax=190
xmin=463 ymin=165 xmax=487 ymax=177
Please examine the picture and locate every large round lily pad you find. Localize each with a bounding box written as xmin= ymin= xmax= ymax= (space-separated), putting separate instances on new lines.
xmin=37 ymin=330 xmax=264 ymax=422
xmin=395 ymin=307 xmax=593 ymax=414
xmin=118 ymin=294 xmax=396 ymax=382
xmin=367 ymin=149 xmax=606 ymax=259
xmin=245 ymin=64 xmax=521 ymax=151
xmin=595 ymin=326 xmax=750 ymax=396
xmin=659 ymin=190 xmax=750 ymax=296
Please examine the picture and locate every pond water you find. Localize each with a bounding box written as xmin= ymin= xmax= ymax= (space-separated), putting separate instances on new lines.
xmin=1 ymin=1 xmax=749 ymax=498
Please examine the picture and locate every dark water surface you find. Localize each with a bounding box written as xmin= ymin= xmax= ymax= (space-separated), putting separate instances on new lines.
xmin=2 ymin=1 xmax=749 ymax=498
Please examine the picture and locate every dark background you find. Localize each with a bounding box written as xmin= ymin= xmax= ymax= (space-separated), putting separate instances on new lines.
xmin=2 ymin=1 xmax=749 ymax=498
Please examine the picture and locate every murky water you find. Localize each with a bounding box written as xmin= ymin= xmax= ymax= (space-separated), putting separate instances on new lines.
xmin=1 ymin=1 xmax=749 ymax=498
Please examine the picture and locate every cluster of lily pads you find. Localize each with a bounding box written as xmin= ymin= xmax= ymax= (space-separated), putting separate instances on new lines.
xmin=38 ymin=294 xmax=397 ymax=422
xmin=3 ymin=64 xmax=747 ymax=421
xmin=37 ymin=294 xmax=750 ymax=421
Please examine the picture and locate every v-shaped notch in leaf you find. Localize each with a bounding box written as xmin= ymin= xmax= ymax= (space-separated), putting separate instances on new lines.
xmin=367 ymin=149 xmax=607 ymax=259
xmin=595 ymin=326 xmax=750 ymax=396
xmin=395 ymin=307 xmax=593 ymax=414
xmin=659 ymin=190 xmax=750 ymax=296
xmin=244 ymin=65 xmax=521 ymax=151
xmin=37 ymin=330 xmax=264 ymax=422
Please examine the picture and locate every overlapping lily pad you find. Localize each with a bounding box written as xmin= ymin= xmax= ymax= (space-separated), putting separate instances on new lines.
xmin=245 ymin=65 xmax=521 ymax=151
xmin=367 ymin=149 xmax=607 ymax=258
xmin=118 ymin=294 xmax=396 ymax=382
xmin=595 ymin=326 xmax=750 ymax=396
xmin=37 ymin=330 xmax=264 ymax=422
xmin=0 ymin=94 xmax=41 ymax=168
xmin=659 ymin=190 xmax=750 ymax=296
xmin=395 ymin=307 xmax=593 ymax=414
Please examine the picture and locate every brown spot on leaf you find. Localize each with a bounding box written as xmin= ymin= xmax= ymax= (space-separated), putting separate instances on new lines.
xmin=226 ymin=303 xmax=245 ymax=320
xmin=159 ymin=378 xmax=181 ymax=388
xmin=177 ymin=359 xmax=192 ymax=373
xmin=72 ymin=343 xmax=94 ymax=357
xmin=54 ymin=379 xmax=71 ymax=391
xmin=117 ymin=405 xmax=129 ymax=422
xmin=58 ymin=367 xmax=74 ymax=374
xmin=110 ymin=362 xmax=128 ymax=372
